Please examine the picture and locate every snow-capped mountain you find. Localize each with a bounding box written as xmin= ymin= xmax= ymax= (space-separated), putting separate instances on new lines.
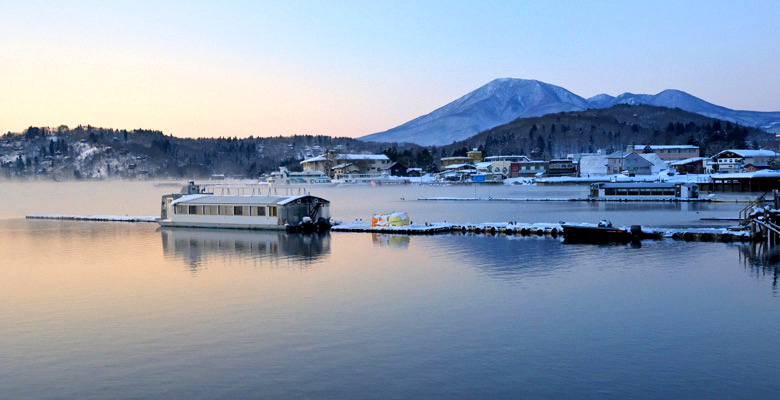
xmin=360 ymin=79 xmax=780 ymax=146
xmin=589 ymin=89 xmax=780 ymax=134
xmin=360 ymin=78 xmax=592 ymax=146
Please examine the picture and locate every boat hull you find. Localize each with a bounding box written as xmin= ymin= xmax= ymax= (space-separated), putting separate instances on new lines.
xmin=562 ymin=224 xmax=635 ymax=244
xmin=158 ymin=220 xmax=286 ymax=230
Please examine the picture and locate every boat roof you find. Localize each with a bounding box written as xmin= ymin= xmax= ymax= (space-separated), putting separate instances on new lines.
xmin=172 ymin=194 xmax=329 ymax=206
xmin=595 ymin=182 xmax=696 ymax=188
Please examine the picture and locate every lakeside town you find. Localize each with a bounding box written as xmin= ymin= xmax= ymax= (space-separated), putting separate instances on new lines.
xmin=3 ymin=126 xmax=780 ymax=194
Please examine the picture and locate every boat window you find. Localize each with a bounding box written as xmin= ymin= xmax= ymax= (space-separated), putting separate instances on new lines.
xmin=256 ymin=206 xmax=266 ymax=216
xmin=269 ymin=206 xmax=277 ymax=217
xmin=203 ymin=205 xmax=219 ymax=215
xmin=189 ymin=205 xmax=198 ymax=215
xmin=219 ymin=206 xmax=233 ymax=216
xmin=234 ymin=206 xmax=243 ymax=216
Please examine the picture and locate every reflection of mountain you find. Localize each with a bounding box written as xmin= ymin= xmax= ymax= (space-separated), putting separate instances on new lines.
xmin=160 ymin=228 xmax=331 ymax=271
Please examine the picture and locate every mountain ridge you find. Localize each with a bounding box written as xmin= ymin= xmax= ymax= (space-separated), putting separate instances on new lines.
xmin=360 ymin=78 xmax=780 ymax=146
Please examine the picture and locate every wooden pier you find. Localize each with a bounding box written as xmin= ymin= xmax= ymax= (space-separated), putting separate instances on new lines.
xmin=741 ymin=191 xmax=780 ymax=246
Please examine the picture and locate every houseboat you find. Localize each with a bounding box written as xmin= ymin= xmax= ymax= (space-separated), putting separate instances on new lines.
xmin=265 ymin=167 xmax=337 ymax=186
xmin=159 ymin=182 xmax=331 ymax=232
xmin=589 ymin=182 xmax=699 ymax=199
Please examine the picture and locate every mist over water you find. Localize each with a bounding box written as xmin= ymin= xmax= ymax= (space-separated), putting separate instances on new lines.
xmin=1 ymin=181 xmax=778 ymax=399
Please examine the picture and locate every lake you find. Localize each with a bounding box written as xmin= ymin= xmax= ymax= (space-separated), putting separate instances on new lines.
xmin=1 ymin=181 xmax=778 ymax=399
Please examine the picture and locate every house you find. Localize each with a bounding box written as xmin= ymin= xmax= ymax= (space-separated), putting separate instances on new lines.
xmin=466 ymin=148 xmax=483 ymax=163
xmin=637 ymin=153 xmax=669 ymax=174
xmin=545 ymin=159 xmax=577 ymax=177
xmin=606 ymin=152 xmax=654 ymax=175
xmin=438 ymin=164 xmax=476 ymax=182
xmin=440 ymin=156 xmax=475 ymax=168
xmin=332 ymin=163 xmax=360 ymax=177
xmin=669 ymin=157 xmax=708 ymax=174
xmin=474 ymin=161 xmax=493 ymax=174
xmin=578 ymin=155 xmax=608 ymax=177
xmin=484 ymin=155 xmax=530 ymax=179
xmin=711 ymin=149 xmax=779 ymax=173
xmin=406 ymin=168 xmax=423 ymax=177
xmin=510 ymin=160 xmax=547 ymax=177
xmin=626 ymin=145 xmax=699 ymax=161
xmin=744 ymin=163 xmax=770 ymax=172
xmin=301 ymin=151 xmax=391 ymax=177
xmin=381 ymin=161 xmax=408 ymax=176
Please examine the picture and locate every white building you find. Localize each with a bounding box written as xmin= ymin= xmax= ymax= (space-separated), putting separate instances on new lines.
xmin=626 ymin=145 xmax=699 ymax=161
xmin=710 ymin=149 xmax=779 ymax=173
xmin=300 ymin=152 xmax=391 ymax=177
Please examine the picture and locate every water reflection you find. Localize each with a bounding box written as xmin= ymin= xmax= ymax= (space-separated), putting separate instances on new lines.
xmin=160 ymin=228 xmax=331 ymax=272
xmin=371 ymin=233 xmax=410 ymax=248
xmin=738 ymin=242 xmax=780 ymax=294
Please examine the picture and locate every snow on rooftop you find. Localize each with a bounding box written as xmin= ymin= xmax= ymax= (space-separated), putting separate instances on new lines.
xmin=300 ymin=155 xmax=327 ymax=163
xmin=338 ymin=154 xmax=389 ymax=161
xmin=632 ymin=145 xmax=699 ymax=149
xmin=713 ymin=149 xmax=780 ymax=158
xmin=669 ymin=157 xmax=708 ymax=166
xmin=443 ymin=163 xmax=476 ymax=170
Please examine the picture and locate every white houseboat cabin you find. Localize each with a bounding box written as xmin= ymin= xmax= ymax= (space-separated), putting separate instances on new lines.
xmin=159 ymin=182 xmax=331 ymax=232
xmin=589 ymin=182 xmax=699 ymax=199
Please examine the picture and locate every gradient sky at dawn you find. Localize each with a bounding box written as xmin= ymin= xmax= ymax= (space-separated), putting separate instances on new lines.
xmin=2 ymin=0 xmax=778 ymax=139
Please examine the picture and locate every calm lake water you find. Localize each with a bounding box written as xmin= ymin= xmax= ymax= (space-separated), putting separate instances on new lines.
xmin=1 ymin=181 xmax=779 ymax=399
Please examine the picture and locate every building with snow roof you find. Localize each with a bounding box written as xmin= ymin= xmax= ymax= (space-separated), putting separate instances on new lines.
xmin=606 ymin=152 xmax=654 ymax=175
xmin=710 ymin=149 xmax=779 ymax=173
xmin=626 ymin=145 xmax=699 ymax=161
xmin=578 ymin=155 xmax=608 ymax=177
xmin=637 ymin=153 xmax=669 ymax=175
xmin=300 ymin=151 xmax=391 ymax=177
xmin=669 ymin=157 xmax=709 ymax=174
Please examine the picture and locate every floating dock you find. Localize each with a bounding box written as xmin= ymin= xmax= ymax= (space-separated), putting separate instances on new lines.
xmin=332 ymin=220 xmax=750 ymax=242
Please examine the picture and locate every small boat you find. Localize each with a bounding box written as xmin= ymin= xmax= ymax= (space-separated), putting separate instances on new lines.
xmin=265 ymin=167 xmax=337 ymax=186
xmin=371 ymin=212 xmax=410 ymax=227
xmin=561 ymin=220 xmax=638 ymax=244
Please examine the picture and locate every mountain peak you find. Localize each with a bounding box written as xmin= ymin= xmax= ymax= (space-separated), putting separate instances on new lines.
xmin=359 ymin=79 xmax=780 ymax=145
xmin=359 ymin=78 xmax=591 ymax=146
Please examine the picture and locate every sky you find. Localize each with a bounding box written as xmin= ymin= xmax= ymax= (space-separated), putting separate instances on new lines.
xmin=1 ymin=0 xmax=779 ymax=139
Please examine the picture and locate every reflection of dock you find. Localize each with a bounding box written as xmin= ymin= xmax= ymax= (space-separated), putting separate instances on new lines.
xmin=160 ymin=228 xmax=330 ymax=269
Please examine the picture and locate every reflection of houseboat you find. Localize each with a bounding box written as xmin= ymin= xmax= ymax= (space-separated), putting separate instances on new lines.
xmin=589 ymin=182 xmax=699 ymax=199
xmin=159 ymin=182 xmax=331 ymax=232
xmin=161 ymin=228 xmax=331 ymax=267
xmin=266 ymin=168 xmax=337 ymax=186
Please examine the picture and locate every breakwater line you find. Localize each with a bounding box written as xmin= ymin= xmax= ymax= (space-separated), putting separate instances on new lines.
xmin=417 ymin=196 xmax=710 ymax=203
xmin=26 ymin=214 xmax=159 ymax=223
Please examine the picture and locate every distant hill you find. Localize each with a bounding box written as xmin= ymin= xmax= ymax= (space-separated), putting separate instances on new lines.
xmin=0 ymin=126 xmax=397 ymax=180
xmin=441 ymin=104 xmax=775 ymax=160
xmin=360 ymin=78 xmax=780 ymax=146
